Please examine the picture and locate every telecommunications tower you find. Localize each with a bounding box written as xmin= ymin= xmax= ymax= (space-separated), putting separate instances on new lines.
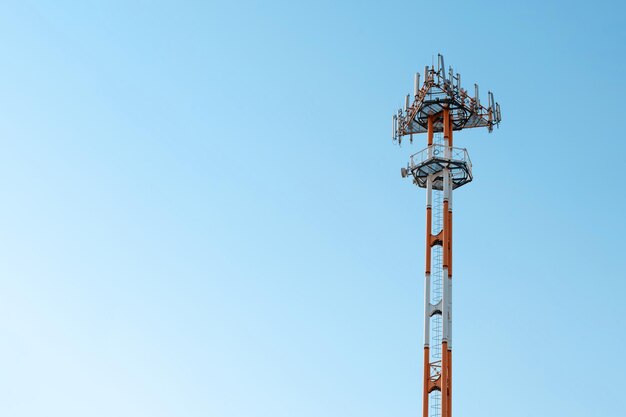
xmin=392 ymin=54 xmax=501 ymax=417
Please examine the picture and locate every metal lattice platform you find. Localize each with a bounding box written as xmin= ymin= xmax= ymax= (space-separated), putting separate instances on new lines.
xmin=401 ymin=144 xmax=472 ymax=190
xmin=392 ymin=54 xmax=501 ymax=145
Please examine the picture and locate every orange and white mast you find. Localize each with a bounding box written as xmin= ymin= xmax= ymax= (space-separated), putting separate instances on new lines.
xmin=395 ymin=54 xmax=501 ymax=417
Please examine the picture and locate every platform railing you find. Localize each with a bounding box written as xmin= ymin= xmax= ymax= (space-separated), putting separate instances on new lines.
xmin=409 ymin=144 xmax=472 ymax=169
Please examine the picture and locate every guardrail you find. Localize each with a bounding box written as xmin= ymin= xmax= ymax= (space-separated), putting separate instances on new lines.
xmin=409 ymin=144 xmax=472 ymax=168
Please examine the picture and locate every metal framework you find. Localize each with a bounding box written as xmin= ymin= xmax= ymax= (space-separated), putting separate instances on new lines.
xmin=392 ymin=54 xmax=501 ymax=417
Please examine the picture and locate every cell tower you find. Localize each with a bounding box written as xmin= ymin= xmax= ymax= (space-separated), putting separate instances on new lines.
xmin=392 ymin=54 xmax=501 ymax=417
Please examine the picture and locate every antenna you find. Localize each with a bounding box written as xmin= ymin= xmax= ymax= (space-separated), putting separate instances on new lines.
xmin=414 ymin=73 xmax=421 ymax=97
xmin=438 ymin=54 xmax=445 ymax=81
xmin=474 ymin=83 xmax=480 ymax=107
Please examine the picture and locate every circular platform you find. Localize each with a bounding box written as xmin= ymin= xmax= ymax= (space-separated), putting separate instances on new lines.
xmin=401 ymin=145 xmax=473 ymax=190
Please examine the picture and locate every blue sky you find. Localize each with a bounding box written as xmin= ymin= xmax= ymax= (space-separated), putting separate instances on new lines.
xmin=0 ymin=1 xmax=624 ymax=416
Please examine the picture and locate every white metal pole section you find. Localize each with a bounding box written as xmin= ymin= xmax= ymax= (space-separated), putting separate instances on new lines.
xmin=424 ymin=177 xmax=432 ymax=348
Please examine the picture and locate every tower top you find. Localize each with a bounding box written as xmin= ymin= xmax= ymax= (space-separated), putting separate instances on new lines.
xmin=392 ymin=54 xmax=501 ymax=145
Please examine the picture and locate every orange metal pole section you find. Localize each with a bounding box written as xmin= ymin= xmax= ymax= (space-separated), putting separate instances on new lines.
xmin=448 ymin=350 xmax=452 ymax=417
xmin=448 ymin=111 xmax=453 ymax=148
xmin=441 ymin=341 xmax=449 ymax=417
xmin=423 ymin=347 xmax=430 ymax=417
xmin=443 ymin=107 xmax=450 ymax=144
xmin=442 ymin=111 xmax=447 ymax=146
xmin=442 ymin=214 xmax=448 ymax=269
xmin=427 ymin=115 xmax=434 ymax=146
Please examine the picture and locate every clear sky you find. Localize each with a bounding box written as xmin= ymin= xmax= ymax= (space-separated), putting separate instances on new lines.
xmin=0 ymin=1 xmax=624 ymax=416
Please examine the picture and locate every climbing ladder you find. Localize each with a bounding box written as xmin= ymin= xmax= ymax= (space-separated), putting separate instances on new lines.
xmin=429 ymin=132 xmax=444 ymax=417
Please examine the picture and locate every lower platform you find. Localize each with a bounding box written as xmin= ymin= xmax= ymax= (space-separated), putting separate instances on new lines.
xmin=401 ymin=144 xmax=472 ymax=190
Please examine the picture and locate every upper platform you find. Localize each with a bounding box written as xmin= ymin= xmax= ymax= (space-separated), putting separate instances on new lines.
xmin=392 ymin=54 xmax=501 ymax=144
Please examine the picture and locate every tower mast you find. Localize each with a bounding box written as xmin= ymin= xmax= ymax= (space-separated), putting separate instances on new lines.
xmin=394 ymin=54 xmax=501 ymax=417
